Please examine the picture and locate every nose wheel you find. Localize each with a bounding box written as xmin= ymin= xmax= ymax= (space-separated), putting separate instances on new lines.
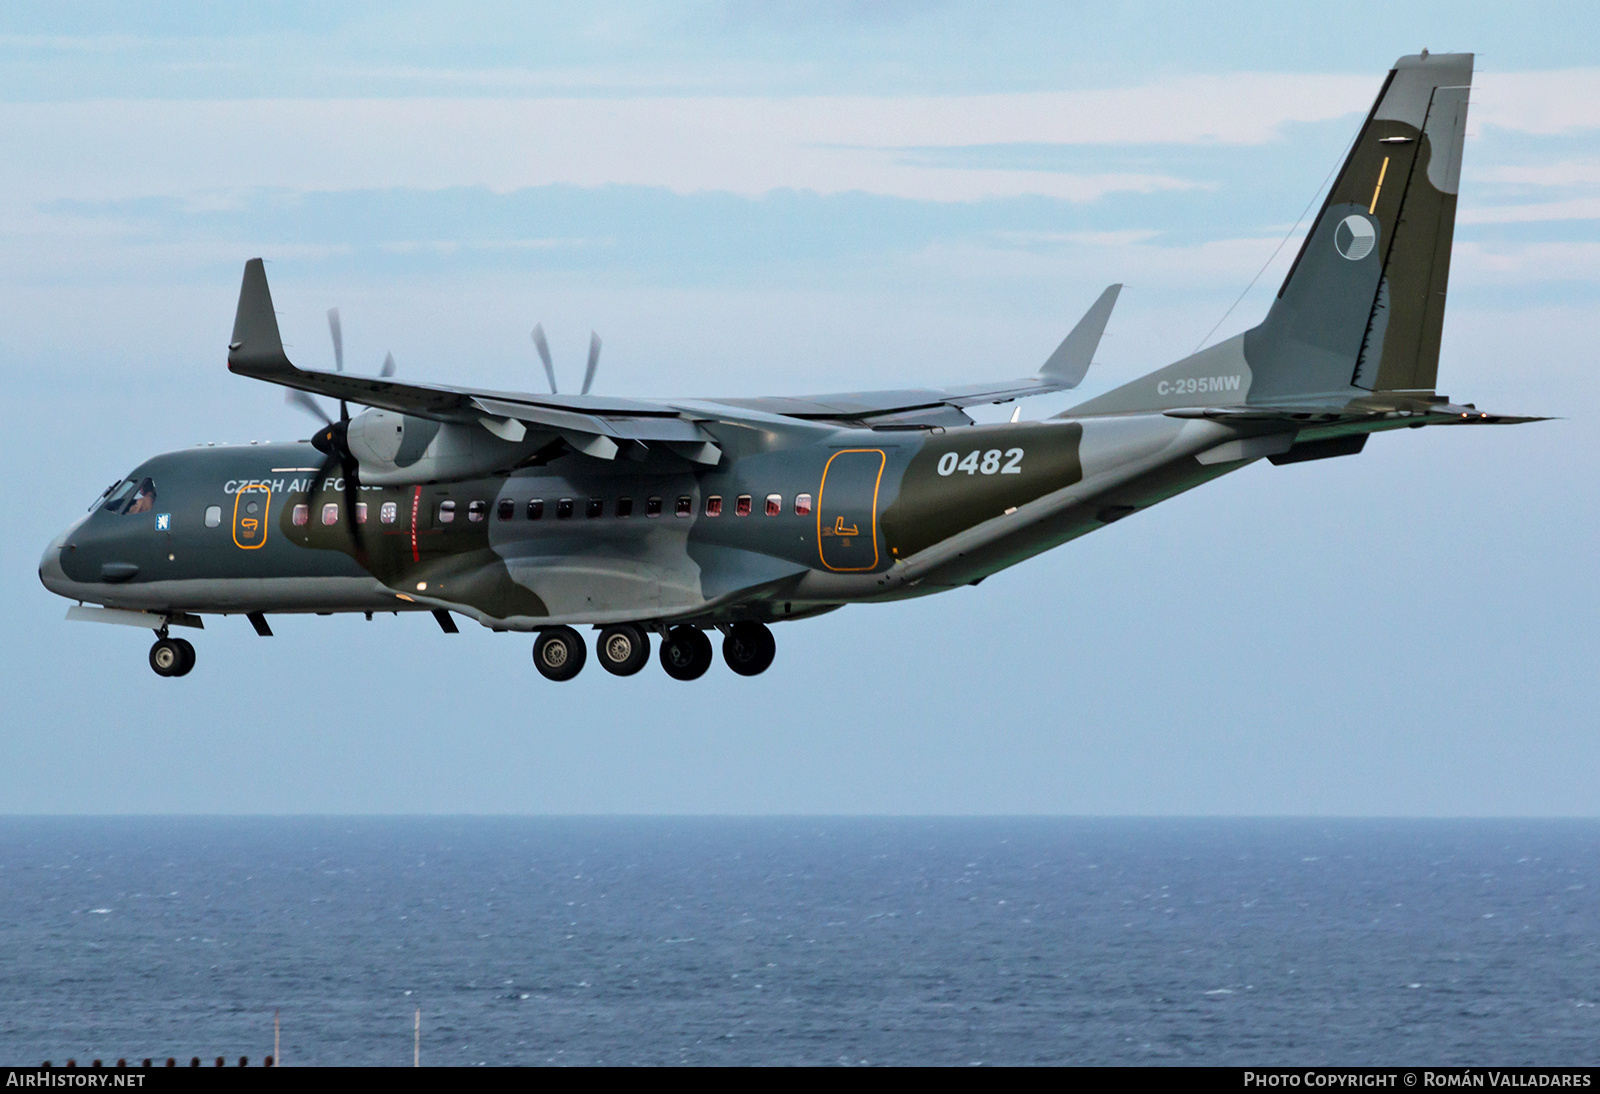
xmin=722 ymin=622 xmax=776 ymax=676
xmin=149 ymin=637 xmax=195 ymax=677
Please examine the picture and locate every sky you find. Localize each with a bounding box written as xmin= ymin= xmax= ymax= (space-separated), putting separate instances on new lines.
xmin=2 ymin=1 xmax=1596 ymax=814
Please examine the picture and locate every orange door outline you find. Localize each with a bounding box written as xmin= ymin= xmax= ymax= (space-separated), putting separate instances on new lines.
xmin=816 ymin=448 xmax=886 ymax=572
xmin=232 ymin=485 xmax=271 ymax=550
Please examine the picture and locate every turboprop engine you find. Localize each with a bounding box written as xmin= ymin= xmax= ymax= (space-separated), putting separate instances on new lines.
xmin=343 ymin=409 xmax=549 ymax=485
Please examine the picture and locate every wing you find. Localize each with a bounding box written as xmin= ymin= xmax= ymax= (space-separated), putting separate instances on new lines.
xmin=713 ymin=283 xmax=1121 ymax=425
xmin=228 ymin=260 xmax=1120 ymax=454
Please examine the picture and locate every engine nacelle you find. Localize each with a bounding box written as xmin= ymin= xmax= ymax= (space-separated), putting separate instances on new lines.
xmin=345 ymin=409 xmax=545 ymax=485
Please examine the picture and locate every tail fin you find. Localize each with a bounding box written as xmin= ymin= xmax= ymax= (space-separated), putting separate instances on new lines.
xmin=1069 ymin=52 xmax=1472 ymax=416
xmin=1249 ymin=50 xmax=1472 ymax=400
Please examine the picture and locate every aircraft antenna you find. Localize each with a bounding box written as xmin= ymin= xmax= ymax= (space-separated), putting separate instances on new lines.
xmin=1191 ymin=126 xmax=1360 ymax=354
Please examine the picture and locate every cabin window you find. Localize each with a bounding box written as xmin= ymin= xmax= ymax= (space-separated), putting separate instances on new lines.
xmin=438 ymin=500 xmax=456 ymax=524
xmin=527 ymin=499 xmax=545 ymax=520
xmin=646 ymin=496 xmax=662 ymax=518
xmin=556 ymin=498 xmax=574 ymax=520
xmin=291 ymin=504 xmax=309 ymax=527
xmin=735 ymin=495 xmax=752 ymax=517
xmin=322 ymin=502 xmax=340 ymax=526
xmin=497 ymin=499 xmax=515 ymax=521
xmin=586 ymin=497 xmax=603 ymax=519
xmin=765 ymin=494 xmax=782 ymax=517
xmin=468 ymin=500 xmax=488 ymax=523
xmin=355 ymin=502 xmax=368 ymax=525
xmin=616 ymin=497 xmax=634 ymax=518
xmin=705 ymin=496 xmax=723 ymax=517
xmin=795 ymin=493 xmax=812 ymax=516
xmin=675 ymin=496 xmax=692 ymax=517
xmin=204 ymin=505 xmax=222 ymax=528
xmin=380 ymin=501 xmax=398 ymax=524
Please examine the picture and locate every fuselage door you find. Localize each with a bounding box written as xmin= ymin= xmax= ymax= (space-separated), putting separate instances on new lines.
xmin=232 ymin=484 xmax=271 ymax=549
xmin=817 ymin=448 xmax=886 ymax=572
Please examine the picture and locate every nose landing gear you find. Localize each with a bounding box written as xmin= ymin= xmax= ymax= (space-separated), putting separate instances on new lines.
xmin=149 ymin=637 xmax=195 ymax=677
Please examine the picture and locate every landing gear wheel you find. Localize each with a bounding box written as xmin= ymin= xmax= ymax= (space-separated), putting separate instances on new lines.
xmin=659 ymin=626 xmax=713 ymax=681
xmin=171 ymin=638 xmax=196 ymax=677
xmin=149 ymin=638 xmax=186 ymax=677
xmin=533 ymin=626 xmax=587 ymax=681
xmin=722 ymin=622 xmax=776 ymax=677
xmin=596 ymin=624 xmax=650 ymax=676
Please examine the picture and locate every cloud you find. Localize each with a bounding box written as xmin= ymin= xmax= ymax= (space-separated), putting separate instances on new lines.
xmin=1460 ymin=198 xmax=1600 ymax=224
xmin=0 ymin=73 xmax=1375 ymax=207
xmin=1473 ymin=69 xmax=1600 ymax=136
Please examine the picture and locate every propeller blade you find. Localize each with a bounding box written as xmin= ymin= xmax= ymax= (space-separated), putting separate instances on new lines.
xmin=532 ymin=324 xmax=557 ymax=394
xmin=342 ymin=454 xmax=366 ymax=559
xmin=286 ymin=389 xmax=332 ymax=426
xmin=581 ymin=331 xmax=601 ymax=395
xmin=380 ymin=351 xmax=396 ymax=378
xmin=327 ymin=308 xmax=344 ymax=372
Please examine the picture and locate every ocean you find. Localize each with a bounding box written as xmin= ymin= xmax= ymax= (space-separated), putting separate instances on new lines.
xmin=0 ymin=818 xmax=1594 ymax=1066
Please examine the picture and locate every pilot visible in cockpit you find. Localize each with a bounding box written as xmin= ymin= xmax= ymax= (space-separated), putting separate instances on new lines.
xmin=123 ymin=479 xmax=157 ymax=515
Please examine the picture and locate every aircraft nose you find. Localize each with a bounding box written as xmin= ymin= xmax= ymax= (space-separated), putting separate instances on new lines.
xmin=39 ymin=525 xmax=78 ymax=596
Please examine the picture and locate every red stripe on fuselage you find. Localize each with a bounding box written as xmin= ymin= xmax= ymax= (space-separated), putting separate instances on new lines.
xmin=410 ymin=485 xmax=421 ymax=562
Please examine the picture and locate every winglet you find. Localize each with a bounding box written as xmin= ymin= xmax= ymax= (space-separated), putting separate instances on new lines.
xmin=227 ymin=258 xmax=294 ymax=377
xmin=1039 ymin=283 xmax=1121 ymax=388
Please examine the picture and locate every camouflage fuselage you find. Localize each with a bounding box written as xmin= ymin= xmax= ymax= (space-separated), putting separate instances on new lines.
xmin=41 ymin=415 xmax=1254 ymax=631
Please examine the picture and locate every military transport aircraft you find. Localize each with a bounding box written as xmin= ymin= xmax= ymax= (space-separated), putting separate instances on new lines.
xmin=40 ymin=51 xmax=1540 ymax=681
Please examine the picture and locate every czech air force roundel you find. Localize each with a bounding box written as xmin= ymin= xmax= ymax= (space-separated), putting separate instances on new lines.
xmin=1335 ymin=214 xmax=1377 ymax=261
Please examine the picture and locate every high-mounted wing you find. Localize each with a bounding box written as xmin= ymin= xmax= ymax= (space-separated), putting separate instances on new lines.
xmin=228 ymin=259 xmax=1122 ymax=451
xmin=714 ymin=283 xmax=1121 ymax=425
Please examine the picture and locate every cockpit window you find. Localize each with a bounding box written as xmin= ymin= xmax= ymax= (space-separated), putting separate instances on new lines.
xmin=102 ymin=477 xmax=156 ymax=515
xmin=125 ymin=479 xmax=157 ymax=514
xmin=91 ymin=481 xmax=123 ymax=512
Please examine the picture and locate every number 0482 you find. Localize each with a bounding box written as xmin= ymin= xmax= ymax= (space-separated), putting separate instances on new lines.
xmin=937 ymin=448 xmax=1024 ymax=476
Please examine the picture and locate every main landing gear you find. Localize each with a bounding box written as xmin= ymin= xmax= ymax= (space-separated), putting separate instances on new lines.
xmin=532 ymin=625 xmax=587 ymax=682
xmin=659 ymin=626 xmax=713 ymax=681
xmin=530 ymin=621 xmax=777 ymax=681
xmin=149 ymin=636 xmax=195 ymax=677
xmin=721 ymin=622 xmax=776 ymax=677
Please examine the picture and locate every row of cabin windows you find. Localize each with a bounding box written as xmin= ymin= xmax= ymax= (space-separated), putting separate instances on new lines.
xmin=288 ymin=493 xmax=816 ymax=528
xmin=487 ymin=493 xmax=813 ymax=522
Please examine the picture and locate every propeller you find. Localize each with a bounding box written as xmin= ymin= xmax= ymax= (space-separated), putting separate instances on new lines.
xmin=306 ymin=403 xmax=366 ymax=560
xmin=327 ymin=307 xmax=344 ymax=372
xmin=285 ymin=388 xmax=332 ymax=426
xmin=582 ymin=331 xmax=601 ymax=396
xmin=531 ymin=325 xmax=603 ymax=395
xmin=381 ymin=351 xmax=396 ymax=378
xmin=532 ymin=324 xmax=557 ymax=394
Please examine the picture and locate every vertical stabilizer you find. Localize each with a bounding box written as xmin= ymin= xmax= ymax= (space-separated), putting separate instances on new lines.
xmin=1248 ymin=51 xmax=1472 ymax=400
xmin=1066 ymin=53 xmax=1473 ymax=418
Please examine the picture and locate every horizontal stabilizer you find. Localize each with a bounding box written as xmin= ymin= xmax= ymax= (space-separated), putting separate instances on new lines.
xmin=1040 ymin=283 xmax=1121 ymax=387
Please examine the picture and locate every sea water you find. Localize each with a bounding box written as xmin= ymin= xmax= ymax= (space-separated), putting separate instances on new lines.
xmin=0 ymin=818 xmax=1594 ymax=1065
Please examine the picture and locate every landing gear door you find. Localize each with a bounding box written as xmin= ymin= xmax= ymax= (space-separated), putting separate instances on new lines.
xmin=232 ymin=484 xmax=271 ymax=549
xmin=817 ymin=448 xmax=886 ymax=572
